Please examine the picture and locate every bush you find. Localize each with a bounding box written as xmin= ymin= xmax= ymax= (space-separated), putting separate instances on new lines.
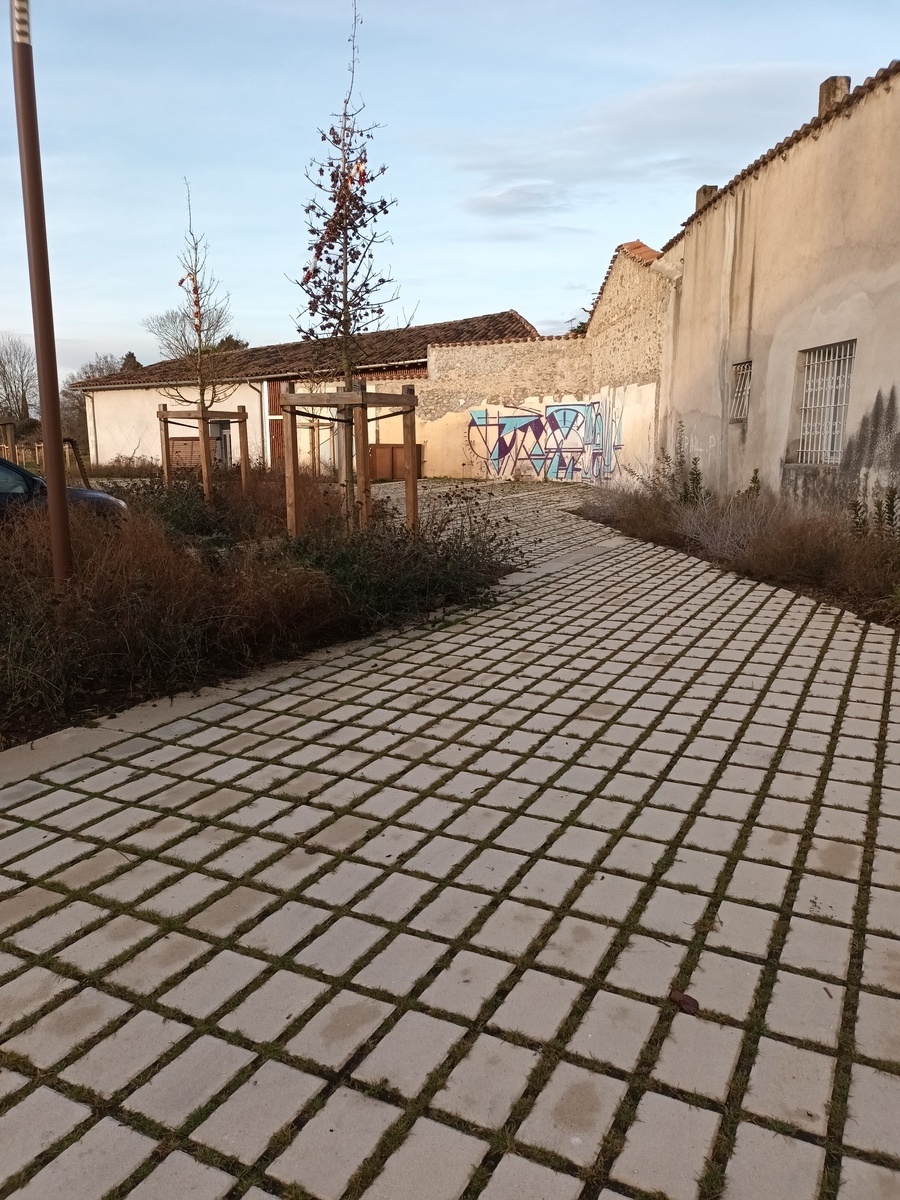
xmin=0 ymin=507 xmax=340 ymax=746
xmin=291 ymin=481 xmax=522 ymax=626
xmin=107 ymin=467 xmax=340 ymax=544
xmin=0 ymin=481 xmax=519 ymax=747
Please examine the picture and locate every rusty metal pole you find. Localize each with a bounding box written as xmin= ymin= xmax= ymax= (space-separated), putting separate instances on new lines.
xmin=10 ymin=0 xmax=71 ymax=585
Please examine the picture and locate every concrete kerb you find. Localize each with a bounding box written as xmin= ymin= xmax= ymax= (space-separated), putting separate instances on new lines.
xmin=498 ymin=537 xmax=633 ymax=588
xmin=0 ymin=726 xmax=132 ymax=789
xmin=0 ymin=610 xmax=458 ymax=788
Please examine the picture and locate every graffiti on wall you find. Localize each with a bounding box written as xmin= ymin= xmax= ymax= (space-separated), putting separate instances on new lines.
xmin=467 ymin=395 xmax=624 ymax=482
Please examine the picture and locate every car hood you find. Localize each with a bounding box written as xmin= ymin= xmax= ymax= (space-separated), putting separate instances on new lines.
xmin=64 ymin=485 xmax=127 ymax=508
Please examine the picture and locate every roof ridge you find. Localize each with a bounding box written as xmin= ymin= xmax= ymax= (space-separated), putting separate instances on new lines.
xmin=661 ymin=58 xmax=900 ymax=252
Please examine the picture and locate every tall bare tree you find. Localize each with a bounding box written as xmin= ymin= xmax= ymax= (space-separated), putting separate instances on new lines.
xmin=60 ymin=352 xmax=128 ymax=444
xmin=0 ymin=332 xmax=38 ymax=421
xmin=295 ymin=0 xmax=398 ymax=390
xmin=143 ymin=183 xmax=238 ymax=411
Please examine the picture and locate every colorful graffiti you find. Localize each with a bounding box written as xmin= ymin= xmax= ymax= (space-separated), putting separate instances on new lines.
xmin=467 ymin=396 xmax=624 ymax=482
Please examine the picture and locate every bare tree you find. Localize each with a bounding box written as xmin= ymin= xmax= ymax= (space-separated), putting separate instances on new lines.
xmin=0 ymin=332 xmax=38 ymax=421
xmin=294 ymin=0 xmax=398 ymax=390
xmin=143 ymin=183 xmax=238 ymax=411
xmin=60 ymin=352 xmax=126 ymax=444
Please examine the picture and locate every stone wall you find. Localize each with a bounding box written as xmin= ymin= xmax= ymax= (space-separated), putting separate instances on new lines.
xmin=419 ymin=338 xmax=592 ymax=421
xmin=587 ymin=251 xmax=670 ymax=389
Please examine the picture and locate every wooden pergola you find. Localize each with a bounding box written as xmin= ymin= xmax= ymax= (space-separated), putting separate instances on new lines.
xmin=158 ymin=403 xmax=250 ymax=500
xmin=280 ymin=387 xmax=418 ymax=536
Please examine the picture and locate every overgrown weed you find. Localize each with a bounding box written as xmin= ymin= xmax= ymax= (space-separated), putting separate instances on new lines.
xmin=580 ymin=443 xmax=900 ymax=627
xmin=0 ymin=480 xmax=520 ymax=747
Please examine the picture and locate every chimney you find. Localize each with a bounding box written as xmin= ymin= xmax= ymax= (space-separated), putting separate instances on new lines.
xmin=695 ymin=184 xmax=718 ymax=212
xmin=818 ymin=75 xmax=850 ymax=117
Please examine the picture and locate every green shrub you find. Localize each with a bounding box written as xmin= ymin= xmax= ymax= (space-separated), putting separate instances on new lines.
xmin=291 ymin=482 xmax=522 ymax=627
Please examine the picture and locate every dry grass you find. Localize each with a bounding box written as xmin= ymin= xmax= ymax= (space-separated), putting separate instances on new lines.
xmin=580 ymin=481 xmax=900 ymax=627
xmin=0 ymin=478 xmax=520 ymax=748
xmin=0 ymin=506 xmax=341 ymax=747
xmin=106 ymin=465 xmax=340 ymax=542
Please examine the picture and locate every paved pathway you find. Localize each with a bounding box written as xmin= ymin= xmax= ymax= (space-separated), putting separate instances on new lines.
xmin=0 ymin=482 xmax=898 ymax=1200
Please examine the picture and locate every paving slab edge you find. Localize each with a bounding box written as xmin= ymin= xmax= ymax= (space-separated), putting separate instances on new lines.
xmin=0 ymin=523 xmax=622 ymax=787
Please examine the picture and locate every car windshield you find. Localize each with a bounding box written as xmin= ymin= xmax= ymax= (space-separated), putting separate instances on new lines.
xmin=0 ymin=463 xmax=30 ymax=495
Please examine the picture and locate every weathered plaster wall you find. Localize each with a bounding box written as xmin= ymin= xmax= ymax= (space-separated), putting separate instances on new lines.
xmin=404 ymin=385 xmax=656 ymax=482
xmin=587 ymin=252 xmax=670 ymax=389
xmin=660 ymin=78 xmax=900 ymax=493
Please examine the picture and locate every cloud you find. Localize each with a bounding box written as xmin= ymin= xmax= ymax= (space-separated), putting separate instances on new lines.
xmin=464 ymin=182 xmax=572 ymax=218
xmin=457 ymin=63 xmax=823 ymax=221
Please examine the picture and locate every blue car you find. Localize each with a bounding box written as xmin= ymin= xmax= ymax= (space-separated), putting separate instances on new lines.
xmin=0 ymin=457 xmax=127 ymax=517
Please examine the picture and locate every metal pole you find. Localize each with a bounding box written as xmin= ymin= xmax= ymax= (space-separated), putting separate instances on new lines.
xmin=10 ymin=0 xmax=71 ymax=585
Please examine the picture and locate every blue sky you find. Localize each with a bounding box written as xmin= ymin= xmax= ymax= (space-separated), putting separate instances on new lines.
xmin=1 ymin=0 xmax=899 ymax=378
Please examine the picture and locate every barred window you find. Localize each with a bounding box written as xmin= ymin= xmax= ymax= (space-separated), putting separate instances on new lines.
xmin=798 ymin=340 xmax=855 ymax=464
xmin=729 ymin=361 xmax=752 ymax=421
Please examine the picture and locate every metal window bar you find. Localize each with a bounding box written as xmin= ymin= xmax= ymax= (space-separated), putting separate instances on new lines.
xmin=798 ymin=340 xmax=856 ymax=464
xmin=729 ymin=361 xmax=752 ymax=421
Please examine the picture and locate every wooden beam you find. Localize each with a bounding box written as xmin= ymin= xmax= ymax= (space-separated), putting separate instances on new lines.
xmin=402 ymin=405 xmax=418 ymax=532
xmin=283 ymin=402 xmax=301 ymax=537
xmin=282 ymin=391 xmax=418 ymax=409
xmin=353 ymin=404 xmax=373 ymax=527
xmin=237 ymin=405 xmax=250 ymax=498
xmin=158 ymin=404 xmax=173 ymax=486
xmin=158 ymin=408 xmax=250 ymax=421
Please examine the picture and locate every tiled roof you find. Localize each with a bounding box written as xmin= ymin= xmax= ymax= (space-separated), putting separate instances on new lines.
xmin=662 ymin=59 xmax=900 ymax=253
xmin=84 ymin=311 xmax=538 ymax=390
xmin=587 ymin=240 xmax=662 ymax=322
xmin=619 ymin=241 xmax=661 ymax=267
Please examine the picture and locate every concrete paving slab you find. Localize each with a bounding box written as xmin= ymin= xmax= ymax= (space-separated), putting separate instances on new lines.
xmin=0 ymin=482 xmax=895 ymax=1195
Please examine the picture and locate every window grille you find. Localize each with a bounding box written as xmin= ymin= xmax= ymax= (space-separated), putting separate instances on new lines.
xmin=729 ymin=361 xmax=752 ymax=421
xmin=798 ymin=340 xmax=855 ymax=464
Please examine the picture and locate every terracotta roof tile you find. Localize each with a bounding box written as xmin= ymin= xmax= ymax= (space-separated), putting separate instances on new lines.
xmin=84 ymin=310 xmax=538 ymax=390
xmin=662 ymin=59 xmax=900 ymax=253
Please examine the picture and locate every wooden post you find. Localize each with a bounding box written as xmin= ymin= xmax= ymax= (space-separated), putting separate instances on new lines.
xmin=339 ymin=404 xmax=355 ymax=531
xmin=352 ymin=403 xmax=373 ymax=526
xmin=197 ymin=403 xmax=214 ymax=501
xmin=283 ymin=401 xmax=301 ymax=537
xmin=237 ymin=405 xmax=250 ymax=498
xmin=402 ymin=405 xmax=418 ymax=531
xmin=158 ymin=405 xmax=172 ymax=485
xmin=309 ymin=419 xmax=318 ymax=476
xmin=0 ymin=420 xmax=15 ymax=459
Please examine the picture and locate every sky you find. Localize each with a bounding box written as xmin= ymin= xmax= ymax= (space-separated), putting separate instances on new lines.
xmin=1 ymin=0 xmax=899 ymax=380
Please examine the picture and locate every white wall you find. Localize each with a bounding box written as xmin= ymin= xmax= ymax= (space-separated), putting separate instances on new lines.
xmin=86 ymin=382 xmax=267 ymax=466
xmin=659 ymin=77 xmax=900 ymax=493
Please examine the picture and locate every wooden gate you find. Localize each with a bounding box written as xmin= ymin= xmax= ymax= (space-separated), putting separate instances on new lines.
xmin=369 ymin=443 xmax=423 ymax=482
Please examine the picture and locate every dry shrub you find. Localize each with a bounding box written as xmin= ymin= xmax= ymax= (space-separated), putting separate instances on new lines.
xmin=107 ymin=466 xmax=341 ymax=542
xmin=1 ymin=478 xmax=518 ymax=746
xmin=586 ymin=486 xmax=686 ymax=549
xmin=580 ymin=484 xmax=900 ymax=627
xmin=291 ymin=481 xmax=522 ymax=626
xmin=0 ymin=507 xmax=339 ymax=745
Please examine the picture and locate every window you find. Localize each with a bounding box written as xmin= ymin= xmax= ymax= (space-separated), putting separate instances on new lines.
xmin=0 ymin=463 xmax=29 ymax=495
xmin=798 ymin=340 xmax=855 ymax=464
xmin=729 ymin=361 xmax=752 ymax=421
